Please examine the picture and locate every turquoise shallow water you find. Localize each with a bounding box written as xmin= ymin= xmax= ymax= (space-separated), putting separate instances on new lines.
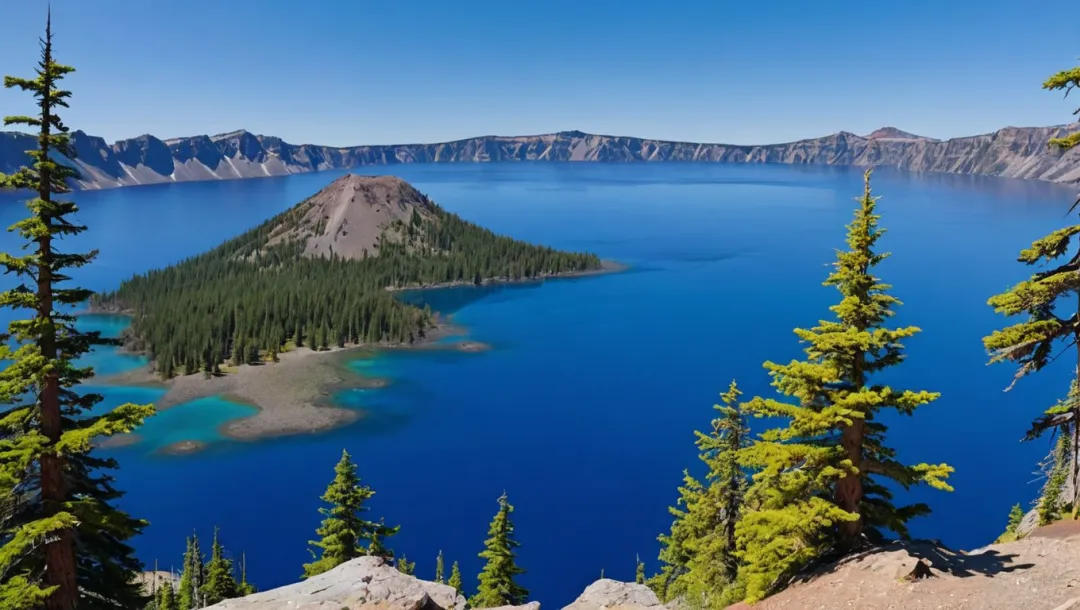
xmin=0 ymin=162 xmax=1077 ymax=606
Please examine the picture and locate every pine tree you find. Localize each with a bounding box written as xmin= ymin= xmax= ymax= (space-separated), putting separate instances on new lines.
xmin=156 ymin=579 xmax=177 ymax=610
xmin=1006 ymin=504 xmax=1025 ymax=536
xmin=1039 ymin=433 xmax=1073 ymax=525
xmin=683 ymin=381 xmax=750 ymax=604
xmin=396 ymin=555 xmax=415 ymax=576
xmin=201 ymin=528 xmax=239 ymax=605
xmin=448 ymin=561 xmax=463 ymax=595
xmin=984 ymin=63 xmax=1080 ymax=518
xmin=653 ymin=382 xmax=750 ymax=606
xmin=736 ymin=170 xmax=952 ymax=602
xmin=178 ymin=534 xmax=206 ymax=610
xmin=0 ymin=13 xmax=155 ymax=610
xmin=236 ymin=553 xmax=257 ymax=597
xmin=470 ymin=492 xmax=528 ymax=608
xmin=303 ymin=450 xmax=399 ymax=578
xmin=435 ymin=550 xmax=446 ymax=584
xmin=635 ymin=555 xmax=645 ymax=585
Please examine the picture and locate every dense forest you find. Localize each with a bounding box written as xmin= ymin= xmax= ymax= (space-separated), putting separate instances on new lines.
xmin=91 ymin=190 xmax=601 ymax=379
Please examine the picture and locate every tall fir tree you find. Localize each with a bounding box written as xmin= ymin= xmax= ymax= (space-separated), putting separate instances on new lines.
xmin=178 ymin=534 xmax=205 ymax=610
xmin=736 ymin=170 xmax=952 ymax=602
xmin=653 ymin=382 xmax=750 ymax=603
xmin=200 ymin=528 xmax=239 ymax=605
xmin=683 ymin=382 xmax=750 ymax=606
xmin=635 ymin=555 xmax=645 ymax=585
xmin=0 ymin=12 xmax=154 ymax=610
xmin=470 ymin=493 xmax=528 ymax=609
xmin=435 ymin=550 xmax=446 ymax=584
xmin=984 ymin=63 xmax=1080 ymax=518
xmin=303 ymin=450 xmax=399 ymax=578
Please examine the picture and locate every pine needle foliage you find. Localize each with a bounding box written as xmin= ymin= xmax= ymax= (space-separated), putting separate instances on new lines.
xmin=653 ymin=382 xmax=750 ymax=605
xmin=302 ymin=450 xmax=399 ymax=579
xmin=470 ymin=493 xmax=527 ymax=609
xmin=0 ymin=12 xmax=154 ymax=610
xmin=735 ymin=170 xmax=952 ymax=602
xmin=984 ymin=64 xmax=1080 ymax=517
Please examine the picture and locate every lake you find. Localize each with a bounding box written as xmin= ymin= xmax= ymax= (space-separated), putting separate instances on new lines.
xmin=0 ymin=162 xmax=1074 ymax=607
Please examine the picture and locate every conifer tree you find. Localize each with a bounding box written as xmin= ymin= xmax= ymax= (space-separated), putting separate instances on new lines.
xmin=201 ymin=528 xmax=239 ymax=605
xmin=396 ymin=555 xmax=415 ymax=576
xmin=448 ymin=561 xmax=463 ymax=595
xmin=653 ymin=382 xmax=749 ymax=603
xmin=1039 ymin=433 xmax=1073 ymax=525
xmin=736 ymin=170 xmax=952 ymax=602
xmin=0 ymin=13 xmax=155 ymax=610
xmin=470 ymin=493 xmax=528 ymax=608
xmin=435 ymin=550 xmax=445 ymax=584
xmin=178 ymin=534 xmax=205 ymax=610
xmin=156 ymin=579 xmax=177 ymax=610
xmin=236 ymin=553 xmax=256 ymax=597
xmin=635 ymin=556 xmax=645 ymax=585
xmin=984 ymin=63 xmax=1080 ymax=517
xmin=303 ymin=450 xmax=399 ymax=578
xmin=1006 ymin=504 xmax=1025 ymax=536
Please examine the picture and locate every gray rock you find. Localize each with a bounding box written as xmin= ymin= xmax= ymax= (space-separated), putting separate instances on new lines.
xmin=204 ymin=556 xmax=466 ymax=610
xmin=561 ymin=579 xmax=664 ymax=610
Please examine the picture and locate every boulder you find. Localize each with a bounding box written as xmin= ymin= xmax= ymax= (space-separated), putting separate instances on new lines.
xmin=561 ymin=579 xmax=664 ymax=610
xmin=204 ymin=556 xmax=466 ymax=610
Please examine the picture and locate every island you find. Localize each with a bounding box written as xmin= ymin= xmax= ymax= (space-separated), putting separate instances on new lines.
xmin=91 ymin=174 xmax=611 ymax=441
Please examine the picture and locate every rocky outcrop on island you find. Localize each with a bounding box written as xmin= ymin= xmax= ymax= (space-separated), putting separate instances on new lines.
xmin=3 ymin=124 xmax=1080 ymax=191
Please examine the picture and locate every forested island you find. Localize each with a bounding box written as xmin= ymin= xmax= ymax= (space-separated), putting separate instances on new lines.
xmin=91 ymin=175 xmax=603 ymax=379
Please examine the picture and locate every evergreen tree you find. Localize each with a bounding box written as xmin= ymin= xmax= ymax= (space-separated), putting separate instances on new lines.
xmin=683 ymin=382 xmax=750 ymax=605
xmin=303 ymin=450 xmax=399 ymax=578
xmin=236 ymin=553 xmax=256 ymax=597
xmin=984 ymin=63 xmax=1080 ymax=518
xmin=736 ymin=170 xmax=952 ymax=602
xmin=1039 ymin=433 xmax=1073 ymax=525
xmin=0 ymin=13 xmax=155 ymax=610
xmin=396 ymin=555 xmax=415 ymax=576
xmin=201 ymin=528 xmax=239 ymax=605
xmin=178 ymin=534 xmax=205 ymax=610
xmin=1006 ymin=504 xmax=1025 ymax=536
xmin=435 ymin=550 xmax=446 ymax=584
xmin=653 ymin=382 xmax=750 ymax=606
xmin=635 ymin=556 xmax=645 ymax=585
xmin=156 ymin=579 xmax=177 ymax=610
xmin=470 ymin=492 xmax=528 ymax=609
xmin=448 ymin=561 xmax=463 ymax=595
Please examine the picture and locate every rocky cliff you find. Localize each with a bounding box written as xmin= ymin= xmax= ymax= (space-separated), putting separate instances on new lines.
xmin=2 ymin=124 xmax=1080 ymax=191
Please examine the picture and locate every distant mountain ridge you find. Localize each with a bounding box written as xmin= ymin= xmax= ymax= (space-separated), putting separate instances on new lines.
xmin=2 ymin=124 xmax=1079 ymax=190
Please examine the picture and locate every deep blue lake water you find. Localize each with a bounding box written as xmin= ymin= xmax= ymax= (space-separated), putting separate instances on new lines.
xmin=0 ymin=163 xmax=1075 ymax=606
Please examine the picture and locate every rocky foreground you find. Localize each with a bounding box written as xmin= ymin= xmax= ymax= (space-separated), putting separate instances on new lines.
xmin=2 ymin=124 xmax=1080 ymax=191
xmin=191 ymin=522 xmax=1080 ymax=610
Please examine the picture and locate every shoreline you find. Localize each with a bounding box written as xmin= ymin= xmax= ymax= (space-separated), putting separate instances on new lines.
xmin=384 ymin=258 xmax=626 ymax=292
xmin=87 ymin=260 xmax=627 ymax=448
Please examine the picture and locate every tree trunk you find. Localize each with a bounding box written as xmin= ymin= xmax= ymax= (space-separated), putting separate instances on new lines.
xmin=38 ymin=96 xmax=78 ymax=610
xmin=836 ymin=353 xmax=866 ymax=545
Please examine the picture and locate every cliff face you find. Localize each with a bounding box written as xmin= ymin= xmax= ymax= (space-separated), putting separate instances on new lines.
xmin=2 ymin=125 xmax=1079 ymax=191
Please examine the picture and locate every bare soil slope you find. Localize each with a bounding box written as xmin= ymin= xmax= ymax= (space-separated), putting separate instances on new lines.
xmin=729 ymin=522 xmax=1080 ymax=610
xmin=264 ymin=174 xmax=436 ymax=260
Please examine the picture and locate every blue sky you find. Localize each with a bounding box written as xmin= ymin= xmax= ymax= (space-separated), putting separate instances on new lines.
xmin=2 ymin=0 xmax=1077 ymax=146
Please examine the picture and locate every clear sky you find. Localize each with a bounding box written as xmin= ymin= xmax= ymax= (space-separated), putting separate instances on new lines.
xmin=2 ymin=0 xmax=1077 ymax=146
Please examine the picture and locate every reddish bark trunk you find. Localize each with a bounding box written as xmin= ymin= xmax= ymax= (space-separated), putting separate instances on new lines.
xmin=37 ymin=73 xmax=79 ymax=610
